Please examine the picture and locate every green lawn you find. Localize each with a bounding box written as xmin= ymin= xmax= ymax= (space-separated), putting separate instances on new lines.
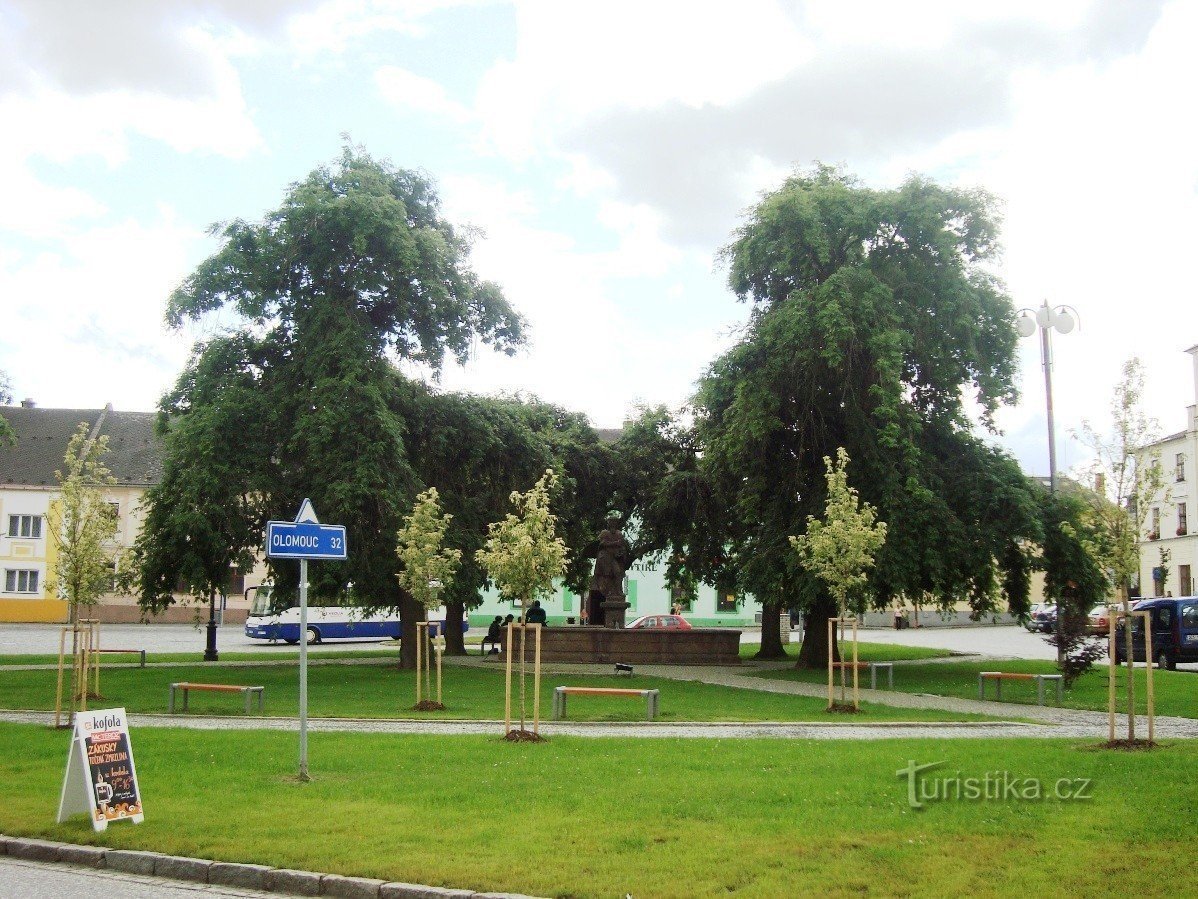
xmin=0 ymin=723 xmax=1192 ymax=897
xmin=749 ymin=658 xmax=1198 ymax=718
xmin=739 ymin=641 xmax=955 ymax=662
xmin=0 ymin=661 xmax=995 ymax=723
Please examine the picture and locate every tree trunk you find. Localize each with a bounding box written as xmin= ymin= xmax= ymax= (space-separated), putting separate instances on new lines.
xmin=398 ymin=594 xmax=423 ymax=670
xmin=795 ymin=595 xmax=841 ymax=669
xmin=444 ymin=600 xmax=468 ymax=656
xmin=754 ymin=600 xmax=787 ymax=659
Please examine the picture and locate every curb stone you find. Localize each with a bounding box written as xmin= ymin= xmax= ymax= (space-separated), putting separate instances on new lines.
xmin=8 ymin=836 xmax=64 ymax=862
xmin=210 ymin=860 xmax=273 ymax=889
xmin=0 ymin=835 xmax=543 ymax=898
xmin=266 ymin=867 xmax=324 ymax=895
xmin=154 ymin=853 xmax=211 ymax=882
xmin=322 ymin=872 xmax=390 ymax=897
xmin=106 ymin=848 xmax=162 ymax=875
xmin=381 ymin=884 xmax=475 ymax=898
xmin=58 ymin=843 xmax=106 ymax=867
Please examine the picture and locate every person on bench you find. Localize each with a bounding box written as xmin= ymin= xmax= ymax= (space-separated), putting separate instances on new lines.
xmin=526 ymin=600 xmax=547 ymax=625
xmin=483 ymin=616 xmax=504 ymax=655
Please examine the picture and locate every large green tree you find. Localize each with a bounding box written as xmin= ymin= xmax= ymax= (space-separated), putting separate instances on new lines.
xmin=134 ymin=147 xmax=524 ymax=667
xmin=405 ymin=391 xmax=616 ymax=654
xmin=689 ymin=166 xmax=1040 ymax=665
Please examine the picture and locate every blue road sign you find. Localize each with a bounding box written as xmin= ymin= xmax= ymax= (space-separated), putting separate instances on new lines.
xmin=265 ymin=521 xmax=348 ymax=560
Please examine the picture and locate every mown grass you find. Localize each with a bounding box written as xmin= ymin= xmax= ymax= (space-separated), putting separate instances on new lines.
xmin=0 ymin=723 xmax=1192 ymax=897
xmin=738 ymin=641 xmax=955 ymax=662
xmin=0 ymin=661 xmax=998 ymax=723
xmin=749 ymin=658 xmax=1198 ymax=718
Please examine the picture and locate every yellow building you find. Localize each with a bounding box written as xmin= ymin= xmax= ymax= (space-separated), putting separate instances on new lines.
xmin=1 ymin=402 xmax=256 ymax=623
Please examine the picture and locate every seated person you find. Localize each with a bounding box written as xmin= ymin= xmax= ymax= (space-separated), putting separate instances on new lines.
xmin=482 ymin=615 xmax=504 ymax=654
xmin=525 ymin=600 xmax=548 ymax=625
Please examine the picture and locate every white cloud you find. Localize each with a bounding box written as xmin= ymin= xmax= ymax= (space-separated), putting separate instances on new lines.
xmin=0 ymin=210 xmax=205 ymax=410
xmin=375 ymin=65 xmax=472 ymax=122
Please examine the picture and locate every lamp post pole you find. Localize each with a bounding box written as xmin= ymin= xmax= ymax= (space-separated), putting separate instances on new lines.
xmin=1040 ymin=316 xmax=1058 ymax=495
xmin=203 ymin=589 xmax=219 ymax=661
xmin=1017 ymin=301 xmax=1079 ymax=664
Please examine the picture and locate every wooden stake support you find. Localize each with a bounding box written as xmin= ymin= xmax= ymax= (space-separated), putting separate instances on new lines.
xmin=1107 ymin=605 xmax=1156 ymax=743
xmin=504 ymin=621 xmax=513 ymax=735
xmin=55 ymin=621 xmax=100 ymax=728
xmin=826 ymin=616 xmax=859 ymax=710
xmin=501 ymin=621 xmax=543 ymax=736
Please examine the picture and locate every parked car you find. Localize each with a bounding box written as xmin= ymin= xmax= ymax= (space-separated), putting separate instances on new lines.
xmin=1086 ymin=604 xmax=1114 ymax=635
xmin=627 ymin=614 xmax=693 ymax=630
xmin=1114 ymin=597 xmax=1198 ymax=670
xmin=1027 ymin=603 xmax=1057 ymax=633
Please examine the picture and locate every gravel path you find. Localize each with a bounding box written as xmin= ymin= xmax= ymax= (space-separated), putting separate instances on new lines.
xmin=0 ymin=708 xmax=1075 ymax=739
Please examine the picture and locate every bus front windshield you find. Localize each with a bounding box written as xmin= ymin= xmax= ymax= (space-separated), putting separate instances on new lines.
xmin=249 ymin=587 xmax=281 ymax=618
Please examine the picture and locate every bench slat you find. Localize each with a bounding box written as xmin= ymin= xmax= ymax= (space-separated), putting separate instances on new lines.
xmin=173 ymin=683 xmax=258 ymax=693
xmin=556 ymin=687 xmax=648 ymax=697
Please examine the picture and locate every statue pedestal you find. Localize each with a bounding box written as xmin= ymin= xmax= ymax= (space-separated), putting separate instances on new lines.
xmin=601 ymin=598 xmax=631 ymax=629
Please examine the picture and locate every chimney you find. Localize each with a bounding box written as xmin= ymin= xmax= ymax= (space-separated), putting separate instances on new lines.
xmin=19 ymin=398 xmax=35 ymax=408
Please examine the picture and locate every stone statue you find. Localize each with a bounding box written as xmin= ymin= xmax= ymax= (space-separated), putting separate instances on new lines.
xmin=587 ymin=513 xmax=631 ymax=628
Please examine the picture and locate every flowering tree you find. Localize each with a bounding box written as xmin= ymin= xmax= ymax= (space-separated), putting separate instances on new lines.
xmin=790 ymin=448 xmax=888 ymax=614
xmin=790 ymin=448 xmax=887 ymax=707
xmin=476 ymin=469 xmax=568 ymax=736
xmin=396 ymin=487 xmax=461 ymax=708
xmin=1072 ymin=358 xmax=1168 ymax=741
xmin=49 ymin=423 xmax=119 ymax=624
xmin=48 ymin=423 xmax=118 ymax=712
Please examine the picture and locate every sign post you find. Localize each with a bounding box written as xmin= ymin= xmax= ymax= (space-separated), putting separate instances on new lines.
xmin=266 ymin=499 xmax=347 ymax=781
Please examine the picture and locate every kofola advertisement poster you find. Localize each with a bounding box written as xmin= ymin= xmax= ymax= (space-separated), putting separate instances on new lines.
xmin=58 ymin=707 xmax=143 ymax=831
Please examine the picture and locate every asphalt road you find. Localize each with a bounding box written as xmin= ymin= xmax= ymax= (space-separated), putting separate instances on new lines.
xmin=0 ymin=857 xmax=278 ymax=898
xmin=0 ymin=623 xmax=404 ymax=656
xmin=3 ymin=621 xmax=1193 ymax=670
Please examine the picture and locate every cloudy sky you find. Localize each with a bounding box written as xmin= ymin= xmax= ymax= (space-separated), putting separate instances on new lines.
xmin=2 ymin=0 xmax=1196 ymax=479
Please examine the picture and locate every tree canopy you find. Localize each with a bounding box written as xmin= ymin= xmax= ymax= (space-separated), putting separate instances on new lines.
xmin=132 ymin=148 xmax=533 ymax=663
xmin=645 ymin=166 xmax=1041 ymax=664
xmin=49 ymin=423 xmax=119 ymax=620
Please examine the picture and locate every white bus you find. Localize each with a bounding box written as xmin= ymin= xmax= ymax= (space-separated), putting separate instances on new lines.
xmin=243 ymin=585 xmax=460 ymax=644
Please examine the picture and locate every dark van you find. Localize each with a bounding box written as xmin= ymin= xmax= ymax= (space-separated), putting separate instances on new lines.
xmin=1114 ymin=597 xmax=1198 ymax=670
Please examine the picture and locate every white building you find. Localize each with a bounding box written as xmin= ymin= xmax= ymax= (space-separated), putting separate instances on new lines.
xmin=1137 ymin=344 xmax=1198 ymax=598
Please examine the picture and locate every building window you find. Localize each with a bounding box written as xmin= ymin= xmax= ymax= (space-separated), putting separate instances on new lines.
xmin=227 ymin=566 xmax=246 ymax=596
xmin=1178 ymin=453 xmax=1186 ymax=482
xmin=1180 ymin=565 xmax=1192 ymax=597
xmin=670 ymin=584 xmax=694 ymax=613
xmin=6 ymin=515 xmax=43 ymax=539
xmin=716 ymin=592 xmax=740 ymax=613
xmin=4 ymin=569 xmax=40 ymax=594
xmin=1180 ymin=503 xmax=1189 ymax=536
xmin=1151 ymin=507 xmax=1161 ymax=537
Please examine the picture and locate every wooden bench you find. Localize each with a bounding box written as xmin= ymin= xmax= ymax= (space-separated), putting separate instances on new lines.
xmin=830 ymin=661 xmax=894 ymax=690
xmin=553 ymin=687 xmax=659 ymax=721
xmin=169 ymin=682 xmax=265 ymax=715
xmin=96 ymin=648 xmax=146 ymax=667
xmin=977 ymin=672 xmax=1063 ymax=706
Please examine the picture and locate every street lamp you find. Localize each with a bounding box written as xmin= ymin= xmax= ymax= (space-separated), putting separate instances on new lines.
xmin=1016 ymin=300 xmax=1078 ymax=665
xmin=1015 ymin=301 xmax=1079 ymax=495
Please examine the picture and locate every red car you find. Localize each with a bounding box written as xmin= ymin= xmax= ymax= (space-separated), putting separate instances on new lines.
xmin=627 ymin=614 xmax=692 ymax=630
